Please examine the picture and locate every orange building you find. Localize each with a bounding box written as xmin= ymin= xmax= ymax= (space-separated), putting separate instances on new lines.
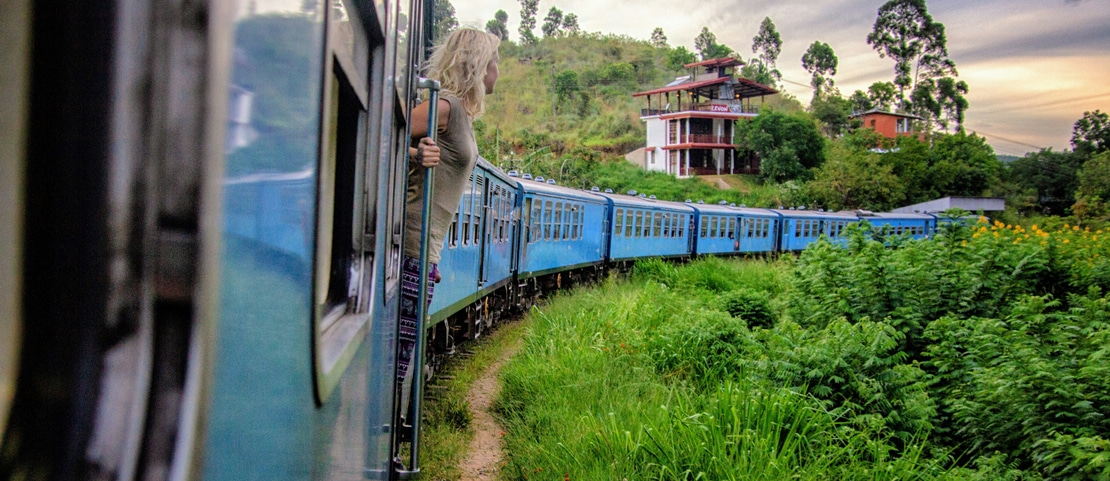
xmin=850 ymin=109 xmax=924 ymax=140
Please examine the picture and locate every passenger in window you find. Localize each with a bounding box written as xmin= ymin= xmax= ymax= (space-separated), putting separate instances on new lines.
xmin=398 ymin=28 xmax=500 ymax=399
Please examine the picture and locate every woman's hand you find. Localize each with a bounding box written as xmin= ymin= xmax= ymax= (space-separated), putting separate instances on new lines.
xmin=414 ymin=137 xmax=440 ymax=168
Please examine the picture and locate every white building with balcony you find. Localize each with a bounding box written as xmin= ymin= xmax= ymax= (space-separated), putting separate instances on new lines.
xmin=632 ymin=57 xmax=777 ymax=177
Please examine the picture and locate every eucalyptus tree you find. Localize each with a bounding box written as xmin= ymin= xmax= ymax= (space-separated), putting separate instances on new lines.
xmin=801 ymin=41 xmax=838 ymax=98
xmin=562 ymin=13 xmax=579 ymax=35
xmin=518 ymin=0 xmax=538 ymax=45
xmin=485 ymin=9 xmax=509 ymax=41
xmin=866 ymin=0 xmax=956 ymax=110
xmin=541 ymin=7 xmax=563 ymax=37
xmin=751 ymin=17 xmax=783 ymax=83
xmin=651 ymin=27 xmax=668 ymax=48
xmin=433 ymin=0 xmax=458 ymax=41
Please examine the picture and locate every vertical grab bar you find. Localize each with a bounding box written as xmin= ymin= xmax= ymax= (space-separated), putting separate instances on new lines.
xmin=398 ymin=77 xmax=439 ymax=480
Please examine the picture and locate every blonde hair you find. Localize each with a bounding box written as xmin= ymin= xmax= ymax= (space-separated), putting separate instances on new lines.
xmin=425 ymin=29 xmax=500 ymax=120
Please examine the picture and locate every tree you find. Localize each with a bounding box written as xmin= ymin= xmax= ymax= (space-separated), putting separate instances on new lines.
xmin=849 ymin=90 xmax=873 ymax=114
xmin=808 ymin=142 xmax=904 ymax=210
xmin=485 ymin=9 xmax=509 ymax=41
xmin=562 ymin=13 xmax=579 ymax=35
xmin=866 ymin=0 xmax=956 ymax=109
xmin=868 ymin=81 xmax=897 ymax=111
xmin=651 ymin=27 xmax=668 ymax=48
xmin=810 ymin=92 xmax=852 ymax=138
xmin=550 ymin=70 xmax=579 ymax=109
xmin=665 ymin=46 xmax=696 ymax=73
xmin=541 ymin=7 xmax=563 ymax=37
xmin=736 ymin=110 xmax=826 ymax=183
xmin=1077 ymin=151 xmax=1110 ymax=200
xmin=934 ymin=76 xmax=968 ymax=132
xmin=927 ymin=131 xmax=1001 ymax=198
xmin=432 ymin=0 xmax=458 ymax=42
xmin=1072 ymin=110 xmax=1110 ymax=157
xmin=518 ymin=0 xmax=538 ymax=45
xmin=1007 ymin=148 xmax=1084 ymax=214
xmin=752 ymin=17 xmax=783 ymax=83
xmin=801 ymin=41 xmax=838 ymax=97
xmin=694 ymin=27 xmax=717 ymax=60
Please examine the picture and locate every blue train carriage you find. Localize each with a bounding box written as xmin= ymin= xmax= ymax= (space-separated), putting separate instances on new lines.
xmin=773 ymin=208 xmax=862 ymax=251
xmin=600 ymin=191 xmax=696 ymax=263
xmin=515 ymin=174 xmax=611 ymax=288
xmin=206 ymin=0 xmax=429 ymax=479
xmin=429 ymin=158 xmax=519 ymax=340
xmin=856 ymin=211 xmax=937 ymax=240
xmin=689 ymin=201 xmax=782 ymax=256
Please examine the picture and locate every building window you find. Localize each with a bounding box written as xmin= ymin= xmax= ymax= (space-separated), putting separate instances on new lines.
xmin=896 ymin=118 xmax=910 ymax=133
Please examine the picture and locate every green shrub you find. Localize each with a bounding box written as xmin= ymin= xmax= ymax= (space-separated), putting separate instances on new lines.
xmin=720 ymin=288 xmax=776 ymax=329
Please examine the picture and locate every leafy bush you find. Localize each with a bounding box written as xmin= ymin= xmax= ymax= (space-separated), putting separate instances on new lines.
xmin=720 ymin=288 xmax=775 ymax=329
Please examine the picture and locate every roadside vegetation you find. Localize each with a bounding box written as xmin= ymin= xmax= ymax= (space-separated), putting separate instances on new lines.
xmin=495 ymin=219 xmax=1110 ymax=480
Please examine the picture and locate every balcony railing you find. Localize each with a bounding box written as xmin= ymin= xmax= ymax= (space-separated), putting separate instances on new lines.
xmin=641 ymin=102 xmax=753 ymax=117
xmin=671 ymin=134 xmax=733 ymax=145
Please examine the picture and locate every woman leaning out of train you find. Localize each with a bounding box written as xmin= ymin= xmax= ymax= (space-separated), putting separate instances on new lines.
xmin=398 ymin=28 xmax=501 ymax=410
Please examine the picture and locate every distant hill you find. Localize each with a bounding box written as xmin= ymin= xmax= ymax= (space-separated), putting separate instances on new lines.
xmin=997 ymin=154 xmax=1019 ymax=163
xmin=478 ymin=34 xmax=799 ymax=163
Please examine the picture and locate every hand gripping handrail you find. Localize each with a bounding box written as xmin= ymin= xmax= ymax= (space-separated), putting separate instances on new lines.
xmin=396 ymin=77 xmax=439 ymax=480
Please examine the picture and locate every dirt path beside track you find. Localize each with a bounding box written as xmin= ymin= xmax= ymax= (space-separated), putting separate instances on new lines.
xmin=458 ymin=338 xmax=521 ymax=481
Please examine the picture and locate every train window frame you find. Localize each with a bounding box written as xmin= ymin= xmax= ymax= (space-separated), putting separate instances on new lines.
xmin=615 ymin=208 xmax=624 ymax=237
xmin=710 ymin=217 xmax=718 ymax=238
xmin=634 ymin=211 xmax=643 ymax=238
xmin=552 ymin=202 xmax=562 ymax=241
xmin=653 ymin=212 xmax=662 ymax=238
xmin=700 ymin=216 xmax=708 ymax=238
xmin=531 ymin=200 xmax=542 ymax=243
xmin=562 ymin=204 xmax=571 ymax=241
xmin=543 ymin=200 xmax=552 ymax=241
xmin=642 ymin=211 xmax=652 ymax=238
xmin=624 ymin=210 xmax=633 ymax=238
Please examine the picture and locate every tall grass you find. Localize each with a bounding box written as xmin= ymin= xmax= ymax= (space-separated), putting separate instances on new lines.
xmin=495 ymin=258 xmax=955 ymax=480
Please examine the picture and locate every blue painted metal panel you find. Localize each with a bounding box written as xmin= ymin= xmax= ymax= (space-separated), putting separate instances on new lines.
xmin=600 ymin=193 xmax=695 ymax=260
xmin=517 ymin=179 xmax=609 ymax=276
xmin=860 ymin=212 xmax=936 ymax=240
xmin=204 ymin=2 xmax=404 ymax=479
xmin=773 ymin=210 xmax=860 ymax=252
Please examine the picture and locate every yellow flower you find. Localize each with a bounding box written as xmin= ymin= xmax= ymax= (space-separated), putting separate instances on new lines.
xmin=1074 ymin=226 xmax=1081 ymax=231
xmin=1032 ymin=224 xmax=1039 ymax=230
xmin=961 ymin=240 xmax=968 ymax=246
xmin=972 ymin=233 xmax=981 ymax=238
xmin=993 ymin=232 xmax=1000 ymax=237
xmin=1064 ymin=239 xmax=1070 ymax=244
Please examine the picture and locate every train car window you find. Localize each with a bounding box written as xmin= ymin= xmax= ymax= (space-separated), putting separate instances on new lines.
xmin=615 ymin=208 xmax=624 ymax=236
xmin=449 ymin=213 xmax=459 ymax=247
xmin=719 ymin=217 xmax=727 ymax=238
xmin=543 ymin=200 xmax=553 ymax=240
xmin=710 ymin=217 xmax=718 ymax=238
xmin=531 ymin=200 xmax=542 ymax=243
xmin=579 ymin=204 xmax=584 ymax=239
xmin=727 ymin=218 xmax=735 ymax=239
xmin=642 ymin=212 xmax=652 ymax=238
xmin=552 ymin=202 xmax=562 ymax=241
xmin=563 ymin=202 xmax=572 ymax=239
xmin=625 ymin=211 xmax=634 ymax=237
xmin=653 ymin=212 xmax=662 ymax=237
xmin=523 ymin=198 xmax=532 ymax=243
xmin=700 ymin=217 xmax=708 ymax=238
xmin=571 ymin=208 xmax=578 ymax=240
xmin=633 ymin=211 xmax=642 ymax=238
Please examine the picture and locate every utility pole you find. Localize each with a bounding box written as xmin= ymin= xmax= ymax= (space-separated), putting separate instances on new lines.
xmin=551 ymin=65 xmax=557 ymax=132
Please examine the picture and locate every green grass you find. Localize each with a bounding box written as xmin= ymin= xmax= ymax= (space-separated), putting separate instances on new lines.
xmin=494 ymin=257 xmax=960 ymax=481
xmin=418 ymin=319 xmax=531 ymax=480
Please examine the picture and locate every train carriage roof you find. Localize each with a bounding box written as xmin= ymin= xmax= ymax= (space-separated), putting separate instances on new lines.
xmin=475 ymin=157 xmax=519 ymax=187
xmin=855 ymin=211 xmax=936 ymax=220
xmin=512 ymin=174 xmax=609 ymax=204
xmin=592 ymin=191 xmax=697 ymax=212
xmin=770 ymin=209 xmax=861 ymax=221
xmin=688 ymin=202 xmax=779 ymax=217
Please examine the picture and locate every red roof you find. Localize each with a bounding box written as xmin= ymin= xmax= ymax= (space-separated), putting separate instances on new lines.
xmin=684 ymin=57 xmax=744 ymax=69
xmin=631 ymin=77 xmax=729 ymax=97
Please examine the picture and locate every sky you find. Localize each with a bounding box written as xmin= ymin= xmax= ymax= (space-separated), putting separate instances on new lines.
xmin=453 ymin=0 xmax=1110 ymax=157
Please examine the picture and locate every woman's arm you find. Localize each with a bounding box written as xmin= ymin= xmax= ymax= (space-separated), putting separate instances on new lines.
xmin=409 ymin=98 xmax=451 ymax=168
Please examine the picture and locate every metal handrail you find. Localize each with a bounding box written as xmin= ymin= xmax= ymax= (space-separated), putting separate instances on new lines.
xmin=397 ymin=77 xmax=440 ymax=480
